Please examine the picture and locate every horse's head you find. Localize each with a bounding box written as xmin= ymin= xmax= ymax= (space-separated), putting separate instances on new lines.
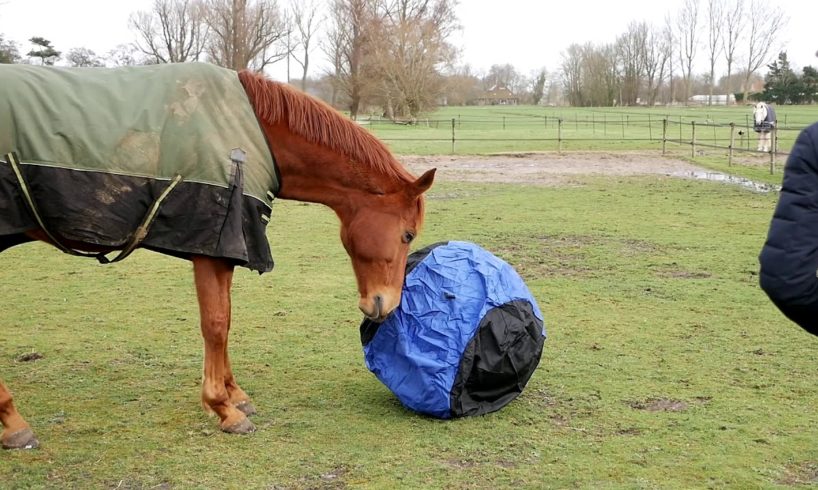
xmin=236 ymin=70 xmax=437 ymax=321
xmin=754 ymin=102 xmax=767 ymax=125
xmin=339 ymin=169 xmax=436 ymax=322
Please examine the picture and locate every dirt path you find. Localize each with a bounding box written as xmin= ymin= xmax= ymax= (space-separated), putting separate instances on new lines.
xmin=400 ymin=151 xmax=706 ymax=185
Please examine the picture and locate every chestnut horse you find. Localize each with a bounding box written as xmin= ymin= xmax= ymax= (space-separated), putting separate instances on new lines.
xmin=0 ymin=66 xmax=434 ymax=449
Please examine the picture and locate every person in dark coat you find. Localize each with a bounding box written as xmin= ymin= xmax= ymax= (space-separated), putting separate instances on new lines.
xmin=759 ymin=121 xmax=818 ymax=335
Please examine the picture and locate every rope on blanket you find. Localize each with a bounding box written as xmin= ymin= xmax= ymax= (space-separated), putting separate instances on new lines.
xmin=97 ymin=173 xmax=184 ymax=264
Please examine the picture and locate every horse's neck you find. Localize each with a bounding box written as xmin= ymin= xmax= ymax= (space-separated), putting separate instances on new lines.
xmin=266 ymin=124 xmax=392 ymax=208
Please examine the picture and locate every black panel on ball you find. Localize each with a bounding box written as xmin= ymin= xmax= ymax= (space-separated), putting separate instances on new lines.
xmin=450 ymin=300 xmax=545 ymax=418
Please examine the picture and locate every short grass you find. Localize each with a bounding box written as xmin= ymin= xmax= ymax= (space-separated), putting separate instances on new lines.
xmin=2 ymin=174 xmax=817 ymax=488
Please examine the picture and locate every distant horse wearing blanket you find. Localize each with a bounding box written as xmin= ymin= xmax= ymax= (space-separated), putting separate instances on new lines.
xmin=753 ymin=101 xmax=776 ymax=152
xmin=0 ymin=63 xmax=435 ymax=449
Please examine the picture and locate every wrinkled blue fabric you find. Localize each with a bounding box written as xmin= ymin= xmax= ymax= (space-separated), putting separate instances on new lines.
xmin=363 ymin=241 xmax=544 ymax=418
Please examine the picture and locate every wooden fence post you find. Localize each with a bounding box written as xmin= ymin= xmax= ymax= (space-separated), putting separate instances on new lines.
xmin=691 ymin=121 xmax=696 ymax=158
xmin=662 ymin=118 xmax=667 ymax=156
xmin=728 ymin=122 xmax=735 ymax=166
xmin=770 ymin=126 xmax=777 ymax=174
xmin=648 ymin=114 xmax=652 ymax=141
xmin=451 ymin=118 xmax=456 ymax=154
xmin=558 ymin=118 xmax=563 ymax=154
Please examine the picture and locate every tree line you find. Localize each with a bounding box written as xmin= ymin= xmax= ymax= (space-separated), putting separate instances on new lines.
xmin=557 ymin=0 xmax=803 ymax=107
xmin=0 ymin=0 xmax=813 ymax=116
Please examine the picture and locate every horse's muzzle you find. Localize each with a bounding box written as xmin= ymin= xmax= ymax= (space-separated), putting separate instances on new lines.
xmin=359 ymin=293 xmax=396 ymax=323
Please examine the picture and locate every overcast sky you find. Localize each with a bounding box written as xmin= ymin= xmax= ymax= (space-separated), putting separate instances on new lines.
xmin=1 ymin=0 xmax=815 ymax=81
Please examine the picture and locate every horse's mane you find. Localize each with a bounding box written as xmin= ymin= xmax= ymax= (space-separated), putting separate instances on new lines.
xmin=238 ymin=70 xmax=415 ymax=185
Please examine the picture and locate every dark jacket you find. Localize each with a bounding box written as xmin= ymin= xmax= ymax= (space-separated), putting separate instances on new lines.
xmin=759 ymin=121 xmax=818 ymax=335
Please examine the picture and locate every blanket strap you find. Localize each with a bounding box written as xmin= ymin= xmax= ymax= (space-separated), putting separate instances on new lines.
xmin=5 ymin=152 xmax=183 ymax=264
xmin=96 ymin=173 xmax=184 ymax=264
xmin=5 ymin=151 xmax=101 ymax=259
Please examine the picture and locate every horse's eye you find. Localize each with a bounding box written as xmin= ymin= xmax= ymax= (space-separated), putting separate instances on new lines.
xmin=403 ymin=231 xmax=416 ymax=244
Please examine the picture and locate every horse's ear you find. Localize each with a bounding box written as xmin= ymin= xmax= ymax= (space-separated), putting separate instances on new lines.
xmin=412 ymin=168 xmax=436 ymax=195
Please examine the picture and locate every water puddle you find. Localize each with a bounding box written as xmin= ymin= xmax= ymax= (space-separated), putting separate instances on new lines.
xmin=672 ymin=171 xmax=781 ymax=193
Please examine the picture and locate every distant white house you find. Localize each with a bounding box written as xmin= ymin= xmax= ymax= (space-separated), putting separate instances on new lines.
xmin=688 ymin=94 xmax=737 ymax=106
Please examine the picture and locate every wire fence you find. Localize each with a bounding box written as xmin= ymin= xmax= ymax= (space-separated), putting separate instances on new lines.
xmin=362 ymin=113 xmax=807 ymax=173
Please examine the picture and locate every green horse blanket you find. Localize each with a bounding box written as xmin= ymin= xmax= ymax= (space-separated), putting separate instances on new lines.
xmin=0 ymin=62 xmax=279 ymax=272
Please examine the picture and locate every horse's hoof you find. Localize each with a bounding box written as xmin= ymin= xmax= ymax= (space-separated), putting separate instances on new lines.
xmin=222 ymin=417 xmax=256 ymax=434
xmin=235 ymin=400 xmax=257 ymax=416
xmin=2 ymin=428 xmax=40 ymax=450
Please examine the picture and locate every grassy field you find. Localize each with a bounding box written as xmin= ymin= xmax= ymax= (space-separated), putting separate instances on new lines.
xmin=3 ymin=173 xmax=817 ymax=488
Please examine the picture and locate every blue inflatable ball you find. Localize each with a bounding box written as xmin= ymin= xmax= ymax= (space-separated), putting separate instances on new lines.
xmin=360 ymin=241 xmax=546 ymax=419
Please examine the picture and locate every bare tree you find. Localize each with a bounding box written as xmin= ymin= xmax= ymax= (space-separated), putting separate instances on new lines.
xmin=204 ymin=0 xmax=289 ymax=71
xmin=324 ymin=0 xmax=379 ymax=119
xmin=676 ymin=0 xmax=699 ymax=103
xmin=561 ymin=43 xmax=585 ymax=107
xmin=484 ymin=64 xmax=520 ymax=90
xmin=586 ymin=44 xmax=619 ymax=106
xmin=644 ymin=25 xmax=672 ymax=106
xmin=290 ymin=0 xmax=321 ymax=90
xmin=66 ymin=47 xmax=104 ymax=67
xmin=105 ymin=44 xmax=142 ymax=67
xmin=663 ymin=15 xmax=677 ymax=104
xmin=130 ymin=0 xmax=208 ymax=63
xmin=0 ymin=35 xmax=20 ymax=64
xmin=705 ymin=0 xmax=724 ymax=104
xmin=722 ymin=0 xmax=743 ymax=104
xmin=442 ymin=64 xmax=482 ymax=106
xmin=740 ymin=0 xmax=786 ymax=102
xmin=561 ymin=42 xmax=618 ymax=107
xmin=320 ymin=18 xmax=345 ymax=106
xmin=370 ymin=0 xmax=459 ymax=119
xmin=617 ymin=21 xmax=648 ymax=106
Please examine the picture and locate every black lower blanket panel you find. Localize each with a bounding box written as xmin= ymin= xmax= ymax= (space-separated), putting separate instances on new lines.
xmin=0 ymin=163 xmax=273 ymax=272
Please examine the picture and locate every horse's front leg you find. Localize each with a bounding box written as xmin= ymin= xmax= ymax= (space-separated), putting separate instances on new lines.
xmin=0 ymin=380 xmax=39 ymax=449
xmin=193 ymin=256 xmax=255 ymax=434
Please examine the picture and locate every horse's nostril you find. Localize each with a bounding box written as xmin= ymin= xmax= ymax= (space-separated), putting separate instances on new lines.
xmin=374 ymin=294 xmax=384 ymax=310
